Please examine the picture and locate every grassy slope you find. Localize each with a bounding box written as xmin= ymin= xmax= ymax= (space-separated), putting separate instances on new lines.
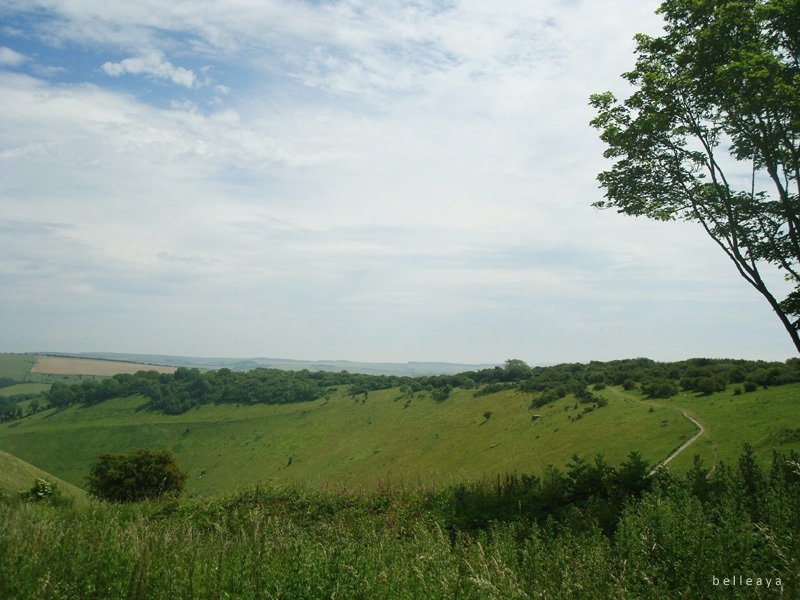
xmin=0 ymin=448 xmax=86 ymax=501
xmin=0 ymin=386 xmax=693 ymax=497
xmin=2 ymin=383 xmax=796 ymax=497
xmin=0 ymin=353 xmax=36 ymax=380
xmin=625 ymin=384 xmax=800 ymax=472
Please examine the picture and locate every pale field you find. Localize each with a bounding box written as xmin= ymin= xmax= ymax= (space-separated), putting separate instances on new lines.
xmin=31 ymin=356 xmax=176 ymax=376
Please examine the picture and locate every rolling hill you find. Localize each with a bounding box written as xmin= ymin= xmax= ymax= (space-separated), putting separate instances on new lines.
xmin=2 ymin=380 xmax=798 ymax=498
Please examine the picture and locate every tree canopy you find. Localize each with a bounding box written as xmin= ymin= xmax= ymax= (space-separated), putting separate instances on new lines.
xmin=590 ymin=0 xmax=800 ymax=353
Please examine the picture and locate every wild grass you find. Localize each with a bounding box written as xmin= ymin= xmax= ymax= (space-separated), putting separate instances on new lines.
xmin=609 ymin=384 xmax=800 ymax=472
xmin=1 ymin=448 xmax=797 ymax=600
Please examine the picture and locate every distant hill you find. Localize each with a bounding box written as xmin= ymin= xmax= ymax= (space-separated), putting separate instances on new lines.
xmin=44 ymin=352 xmax=498 ymax=377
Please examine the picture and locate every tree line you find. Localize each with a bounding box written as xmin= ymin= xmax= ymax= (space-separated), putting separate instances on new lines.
xmin=23 ymin=356 xmax=797 ymax=418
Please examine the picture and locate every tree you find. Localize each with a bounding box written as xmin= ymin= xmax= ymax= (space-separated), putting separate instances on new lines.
xmin=590 ymin=0 xmax=800 ymax=353
xmin=431 ymin=384 xmax=453 ymax=402
xmin=85 ymin=449 xmax=187 ymax=502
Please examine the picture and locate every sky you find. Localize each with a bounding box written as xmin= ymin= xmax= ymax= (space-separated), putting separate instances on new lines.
xmin=0 ymin=0 xmax=795 ymax=364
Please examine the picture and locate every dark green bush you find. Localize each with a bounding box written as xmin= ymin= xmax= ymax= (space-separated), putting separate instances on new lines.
xmin=86 ymin=449 xmax=188 ymax=503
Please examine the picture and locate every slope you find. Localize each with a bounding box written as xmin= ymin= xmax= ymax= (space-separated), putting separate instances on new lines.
xmin=0 ymin=448 xmax=86 ymax=501
xmin=0 ymin=385 xmax=695 ymax=497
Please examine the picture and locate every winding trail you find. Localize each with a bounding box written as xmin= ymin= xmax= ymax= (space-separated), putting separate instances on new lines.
xmin=649 ymin=409 xmax=706 ymax=475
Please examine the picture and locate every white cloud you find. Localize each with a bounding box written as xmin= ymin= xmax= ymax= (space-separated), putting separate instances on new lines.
xmin=0 ymin=0 xmax=795 ymax=361
xmin=0 ymin=46 xmax=26 ymax=67
xmin=101 ymin=50 xmax=196 ymax=88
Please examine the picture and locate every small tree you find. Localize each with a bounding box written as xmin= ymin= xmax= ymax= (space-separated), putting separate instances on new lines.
xmin=86 ymin=449 xmax=187 ymax=503
xmin=432 ymin=385 xmax=452 ymax=402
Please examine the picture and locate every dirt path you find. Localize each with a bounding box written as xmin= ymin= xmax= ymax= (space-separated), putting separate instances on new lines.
xmin=649 ymin=409 xmax=706 ymax=475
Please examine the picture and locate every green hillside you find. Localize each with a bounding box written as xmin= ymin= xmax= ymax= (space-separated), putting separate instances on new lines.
xmin=0 ymin=385 xmax=697 ymax=496
xmin=0 ymin=448 xmax=86 ymax=501
xmin=0 ymin=353 xmax=35 ymax=380
xmin=4 ymin=381 xmax=798 ymax=497
xmin=2 ymin=354 xmax=799 ymax=499
xmin=631 ymin=384 xmax=800 ymax=472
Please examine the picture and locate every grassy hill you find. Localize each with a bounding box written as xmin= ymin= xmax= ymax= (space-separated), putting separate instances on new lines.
xmin=626 ymin=384 xmax=800 ymax=471
xmin=0 ymin=385 xmax=697 ymax=496
xmin=0 ymin=448 xmax=86 ymax=501
xmin=3 ymin=381 xmax=797 ymax=497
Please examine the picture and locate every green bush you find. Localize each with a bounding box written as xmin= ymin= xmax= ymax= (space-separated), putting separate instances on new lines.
xmin=641 ymin=379 xmax=678 ymax=399
xmin=22 ymin=478 xmax=71 ymax=507
xmin=86 ymin=449 xmax=188 ymax=503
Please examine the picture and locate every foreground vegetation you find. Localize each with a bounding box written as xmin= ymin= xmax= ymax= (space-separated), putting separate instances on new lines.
xmin=1 ymin=447 xmax=797 ymax=599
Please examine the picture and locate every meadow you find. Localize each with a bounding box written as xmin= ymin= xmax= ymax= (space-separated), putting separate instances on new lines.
xmin=0 ymin=383 xmax=51 ymax=397
xmin=0 ymin=385 xmax=696 ymax=495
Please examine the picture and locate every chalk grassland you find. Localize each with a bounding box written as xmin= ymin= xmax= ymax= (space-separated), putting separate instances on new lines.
xmin=641 ymin=384 xmax=800 ymax=472
xmin=31 ymin=355 xmax=177 ymax=377
xmin=1 ymin=382 xmax=797 ymax=498
xmin=0 ymin=383 xmax=51 ymax=397
xmin=0 ymin=385 xmax=697 ymax=496
xmin=0 ymin=448 xmax=86 ymax=501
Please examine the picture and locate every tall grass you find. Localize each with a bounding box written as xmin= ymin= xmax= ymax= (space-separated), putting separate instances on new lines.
xmin=1 ymin=449 xmax=798 ymax=599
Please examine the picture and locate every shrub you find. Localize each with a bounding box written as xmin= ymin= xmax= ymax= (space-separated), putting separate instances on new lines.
xmin=743 ymin=381 xmax=758 ymax=393
xmin=431 ymin=385 xmax=452 ymax=402
xmin=86 ymin=449 xmax=187 ymax=503
xmin=641 ymin=379 xmax=678 ymax=399
xmin=24 ymin=479 xmax=70 ymax=507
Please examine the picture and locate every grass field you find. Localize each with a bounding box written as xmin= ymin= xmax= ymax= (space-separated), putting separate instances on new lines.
xmin=0 ymin=353 xmax=36 ymax=380
xmin=0 ymin=383 xmax=51 ymax=397
xmin=0 ymin=385 xmax=696 ymax=496
xmin=0 ymin=449 xmax=86 ymax=501
xmin=633 ymin=384 xmax=800 ymax=472
xmin=1 ymin=382 xmax=797 ymax=497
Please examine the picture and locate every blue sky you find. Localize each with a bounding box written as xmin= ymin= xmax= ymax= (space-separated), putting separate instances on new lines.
xmin=0 ymin=0 xmax=795 ymax=363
